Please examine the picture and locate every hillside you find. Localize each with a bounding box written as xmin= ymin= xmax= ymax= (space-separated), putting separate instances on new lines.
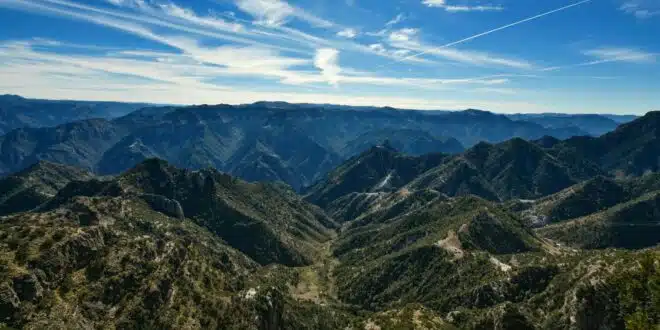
xmin=0 ymin=161 xmax=95 ymax=215
xmin=304 ymin=144 xmax=448 ymax=208
xmin=0 ymin=100 xmax=616 ymax=191
xmin=0 ymin=119 xmax=128 ymax=175
xmin=0 ymin=192 xmax=362 ymax=329
xmin=537 ymin=191 xmax=660 ymax=249
xmin=311 ymin=129 xmax=648 ymax=208
xmin=507 ymin=113 xmax=623 ymax=136
xmin=407 ymin=138 xmax=601 ymax=202
xmin=0 ymin=95 xmax=147 ymax=135
xmin=332 ymin=196 xmax=543 ymax=312
xmin=323 ymin=111 xmax=660 ymax=204
xmin=330 ymin=193 xmax=660 ymax=329
xmin=341 ymin=129 xmax=464 ymax=157
xmin=326 ymin=188 xmax=444 ymax=225
xmin=0 ymin=157 xmax=658 ymax=329
xmin=551 ymin=111 xmax=660 ymax=176
xmin=61 ymin=159 xmax=338 ymax=266
xmin=2 ymin=97 xmax=660 ymax=329
xmin=513 ymin=176 xmax=628 ymax=226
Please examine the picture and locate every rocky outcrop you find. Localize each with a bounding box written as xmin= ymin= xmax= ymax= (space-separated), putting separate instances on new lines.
xmin=34 ymin=226 xmax=106 ymax=284
xmin=139 ymin=193 xmax=184 ymax=220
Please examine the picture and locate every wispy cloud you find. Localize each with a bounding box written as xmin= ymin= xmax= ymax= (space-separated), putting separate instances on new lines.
xmin=541 ymin=47 xmax=656 ymax=72
xmin=398 ymin=0 xmax=592 ymax=63
xmin=155 ymin=3 xmax=244 ymax=32
xmin=386 ymin=28 xmax=533 ymax=69
xmin=234 ymin=0 xmax=332 ymax=27
xmin=583 ymin=47 xmax=656 ymax=64
xmin=29 ymin=0 xmax=299 ymax=52
xmin=368 ymin=43 xmax=385 ymax=53
xmin=337 ymin=28 xmax=358 ymax=38
xmin=0 ymin=38 xmax=542 ymax=111
xmin=8 ymin=0 xmax=526 ymax=73
xmin=314 ymin=48 xmax=341 ymax=85
xmin=388 ymin=28 xmax=419 ymax=42
xmin=6 ymin=0 xmax=643 ymax=114
xmin=422 ymin=0 xmax=503 ymax=12
xmin=386 ymin=13 xmax=406 ymax=26
xmin=620 ymin=0 xmax=660 ymax=19
xmin=0 ymin=0 xmax=466 ymax=69
xmin=1 ymin=36 xmax=517 ymax=98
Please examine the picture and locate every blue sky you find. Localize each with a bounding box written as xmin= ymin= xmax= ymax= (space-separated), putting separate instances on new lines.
xmin=0 ymin=0 xmax=658 ymax=114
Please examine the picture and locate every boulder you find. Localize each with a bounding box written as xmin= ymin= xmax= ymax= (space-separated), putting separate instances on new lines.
xmin=139 ymin=194 xmax=185 ymax=220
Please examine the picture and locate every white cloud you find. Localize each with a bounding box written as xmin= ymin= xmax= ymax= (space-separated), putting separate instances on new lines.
xmin=234 ymin=0 xmax=333 ymax=27
xmin=235 ymin=0 xmax=294 ymax=26
xmin=422 ymin=0 xmax=446 ymax=6
xmin=620 ymin=0 xmax=660 ymax=19
xmin=386 ymin=28 xmax=533 ymax=69
xmin=105 ymin=0 xmax=244 ymax=34
xmin=541 ymin=47 xmax=656 ymax=72
xmin=1 ymin=37 xmax=515 ymax=97
xmin=20 ymin=0 xmax=300 ymax=53
xmin=397 ymin=0 xmax=592 ymax=64
xmin=369 ymin=43 xmax=386 ymax=53
xmin=474 ymin=87 xmax=518 ymax=95
xmin=365 ymin=29 xmax=389 ymax=37
xmin=314 ymin=48 xmax=341 ymax=86
xmin=444 ymin=5 xmax=503 ymax=12
xmin=337 ymin=28 xmax=358 ymax=38
xmin=0 ymin=0 xmax=562 ymax=111
xmin=388 ymin=28 xmax=419 ymax=42
xmin=392 ymin=49 xmax=411 ymax=57
xmin=104 ymin=0 xmax=149 ymax=9
xmin=3 ymin=0 xmax=445 ymax=68
xmin=422 ymin=0 xmax=503 ymax=12
xmin=386 ymin=13 xmax=406 ymax=26
xmin=583 ymin=47 xmax=656 ymax=64
xmin=2 ymin=40 xmax=530 ymax=110
xmin=156 ymin=3 xmax=244 ymax=32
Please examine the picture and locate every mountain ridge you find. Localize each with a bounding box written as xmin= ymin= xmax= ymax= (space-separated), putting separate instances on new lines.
xmin=1 ymin=99 xmax=629 ymax=192
xmin=2 ymin=96 xmax=660 ymax=329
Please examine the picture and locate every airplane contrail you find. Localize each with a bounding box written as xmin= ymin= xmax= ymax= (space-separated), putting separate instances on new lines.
xmin=396 ymin=0 xmax=593 ymax=63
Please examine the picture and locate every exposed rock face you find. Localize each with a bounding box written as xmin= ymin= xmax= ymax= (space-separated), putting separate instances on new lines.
xmin=139 ymin=193 xmax=185 ymax=220
xmin=33 ymin=225 xmax=106 ymax=284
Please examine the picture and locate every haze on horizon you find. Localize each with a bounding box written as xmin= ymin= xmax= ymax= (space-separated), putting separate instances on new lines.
xmin=0 ymin=0 xmax=658 ymax=114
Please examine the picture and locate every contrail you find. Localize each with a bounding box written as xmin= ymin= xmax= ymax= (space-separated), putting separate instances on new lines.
xmin=397 ymin=0 xmax=593 ymax=63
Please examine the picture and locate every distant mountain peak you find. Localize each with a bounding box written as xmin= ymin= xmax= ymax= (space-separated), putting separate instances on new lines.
xmin=464 ymin=108 xmax=492 ymax=114
xmin=0 ymin=94 xmax=25 ymax=101
xmin=534 ymin=135 xmax=561 ymax=148
xmin=500 ymin=136 xmax=541 ymax=152
xmin=376 ymin=139 xmax=398 ymax=152
xmin=17 ymin=160 xmax=92 ymax=178
xmin=20 ymin=159 xmax=60 ymax=172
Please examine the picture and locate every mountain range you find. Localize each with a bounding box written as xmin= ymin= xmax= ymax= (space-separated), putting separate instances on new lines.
xmin=1 ymin=155 xmax=657 ymax=329
xmin=0 ymin=94 xmax=148 ymax=136
xmin=0 ymin=96 xmax=639 ymax=191
xmin=0 ymin=96 xmax=658 ymax=329
xmin=507 ymin=113 xmax=637 ymax=136
xmin=309 ymin=111 xmax=659 ymax=209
